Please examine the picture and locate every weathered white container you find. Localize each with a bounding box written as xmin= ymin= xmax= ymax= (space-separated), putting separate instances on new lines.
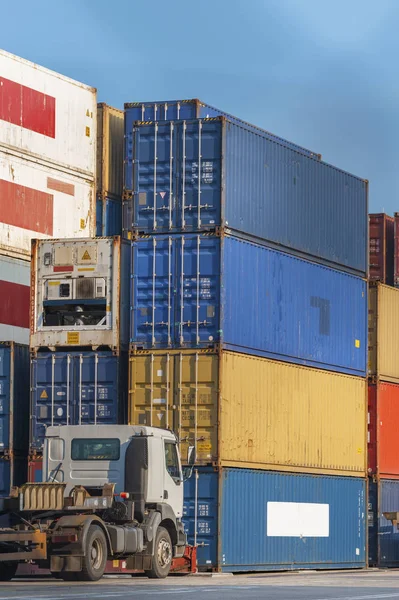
xmin=0 ymin=151 xmax=95 ymax=258
xmin=30 ymin=237 xmax=129 ymax=353
xmin=0 ymin=49 xmax=96 ymax=178
xmin=0 ymin=253 xmax=30 ymax=344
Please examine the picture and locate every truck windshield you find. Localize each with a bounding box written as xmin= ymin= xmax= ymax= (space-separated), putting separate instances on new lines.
xmin=71 ymin=438 xmax=120 ymax=461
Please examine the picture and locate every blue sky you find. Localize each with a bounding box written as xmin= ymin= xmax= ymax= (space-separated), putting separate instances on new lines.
xmin=2 ymin=0 xmax=397 ymax=213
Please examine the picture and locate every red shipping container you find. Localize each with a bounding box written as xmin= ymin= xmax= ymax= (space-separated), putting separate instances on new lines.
xmin=369 ymin=213 xmax=394 ymax=285
xmin=28 ymin=455 xmax=43 ymax=483
xmin=368 ymin=381 xmax=399 ymax=478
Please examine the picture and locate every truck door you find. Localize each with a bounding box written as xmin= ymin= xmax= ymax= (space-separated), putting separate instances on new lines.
xmin=163 ymin=438 xmax=183 ymax=518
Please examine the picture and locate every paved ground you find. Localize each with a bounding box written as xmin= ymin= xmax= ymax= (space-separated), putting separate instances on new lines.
xmin=2 ymin=570 xmax=399 ymax=599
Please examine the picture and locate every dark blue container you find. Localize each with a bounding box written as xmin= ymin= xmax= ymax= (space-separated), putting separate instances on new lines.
xmin=0 ymin=456 xmax=27 ymax=497
xmin=131 ymin=234 xmax=367 ymax=376
xmin=368 ymin=479 xmax=399 ymax=567
xmin=96 ymin=196 xmax=122 ymax=236
xmin=124 ymin=99 xmax=320 ymax=173
xmin=30 ymin=351 xmax=127 ymax=450
xmin=183 ymin=467 xmax=366 ymax=571
xmin=0 ymin=342 xmax=29 ymax=454
xmin=125 ymin=117 xmax=367 ymax=275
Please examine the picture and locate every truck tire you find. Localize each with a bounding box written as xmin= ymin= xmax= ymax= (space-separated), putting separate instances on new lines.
xmin=79 ymin=525 xmax=107 ymax=581
xmin=145 ymin=526 xmax=172 ymax=579
xmin=0 ymin=562 xmax=18 ymax=581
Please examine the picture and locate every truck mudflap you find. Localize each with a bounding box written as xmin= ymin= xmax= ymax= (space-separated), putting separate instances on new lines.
xmin=0 ymin=530 xmax=47 ymax=561
xmin=15 ymin=546 xmax=198 ymax=577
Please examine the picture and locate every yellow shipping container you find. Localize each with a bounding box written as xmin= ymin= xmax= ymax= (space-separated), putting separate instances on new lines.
xmin=97 ymin=103 xmax=124 ymax=197
xmin=368 ymin=282 xmax=399 ymax=383
xmin=129 ymin=349 xmax=366 ymax=476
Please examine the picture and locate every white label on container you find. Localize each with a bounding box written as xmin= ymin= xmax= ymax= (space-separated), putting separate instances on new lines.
xmin=356 ymin=548 xmax=360 ymax=555
xmin=56 ymin=408 xmax=63 ymax=417
xmin=153 ymin=398 xmax=166 ymax=404
xmin=157 ymin=370 xmax=163 ymax=377
xmin=56 ymin=392 xmax=66 ymax=396
xmin=267 ymin=502 xmax=329 ymax=537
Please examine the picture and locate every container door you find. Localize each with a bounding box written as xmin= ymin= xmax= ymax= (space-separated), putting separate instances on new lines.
xmin=182 ymin=467 xmax=218 ymax=569
xmin=31 ymin=353 xmax=73 ymax=450
xmin=176 ymin=235 xmax=220 ymax=347
xmin=131 ymin=237 xmax=174 ymax=348
xmin=378 ymin=479 xmax=399 ymax=567
xmin=174 ymin=352 xmax=218 ymax=464
xmin=128 ymin=352 xmax=173 ymax=430
xmin=133 ymin=122 xmax=178 ymax=233
xmin=177 ymin=120 xmax=222 ymax=231
xmin=73 ymin=354 xmax=119 ymax=426
xmin=0 ymin=347 xmax=11 ymax=451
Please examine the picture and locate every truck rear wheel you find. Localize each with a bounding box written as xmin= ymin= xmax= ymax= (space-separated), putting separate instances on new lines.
xmin=79 ymin=525 xmax=107 ymax=581
xmin=0 ymin=562 xmax=18 ymax=581
xmin=145 ymin=526 xmax=172 ymax=579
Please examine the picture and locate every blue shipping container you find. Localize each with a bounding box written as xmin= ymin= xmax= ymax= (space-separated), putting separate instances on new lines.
xmin=30 ymin=351 xmax=127 ymax=450
xmin=96 ymin=196 xmax=122 ymax=237
xmin=368 ymin=479 xmax=399 ymax=567
xmin=183 ymin=467 xmax=366 ymax=571
xmin=0 ymin=456 xmax=27 ymax=497
xmin=125 ymin=117 xmax=367 ymax=275
xmin=131 ymin=234 xmax=367 ymax=376
xmin=0 ymin=342 xmax=29 ymax=453
xmin=124 ymin=99 xmax=320 ymax=176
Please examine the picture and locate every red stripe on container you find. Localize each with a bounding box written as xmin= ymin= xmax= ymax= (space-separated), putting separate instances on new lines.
xmin=0 ymin=179 xmax=53 ymax=235
xmin=47 ymin=177 xmax=74 ymax=196
xmin=53 ymin=266 xmax=73 ymax=272
xmin=0 ymin=280 xmax=30 ymax=328
xmin=0 ymin=76 xmax=56 ymax=138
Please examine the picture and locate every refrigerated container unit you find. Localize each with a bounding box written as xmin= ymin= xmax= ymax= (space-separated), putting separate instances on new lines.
xmin=369 ymin=214 xmax=394 ymax=285
xmin=0 ymin=48 xmax=96 ymax=177
xmin=30 ymin=350 xmax=127 ymax=452
xmin=96 ymin=103 xmax=124 ymax=236
xmin=129 ymin=349 xmax=367 ymax=476
xmin=0 ymin=254 xmax=30 ymax=345
xmin=368 ymin=282 xmax=399 ymax=382
xmin=125 ymin=117 xmax=367 ymax=277
xmin=183 ymin=467 xmax=366 ymax=571
xmin=30 ymin=237 xmax=130 ymax=353
xmin=368 ymin=478 xmax=399 ymax=567
xmin=0 ymin=342 xmax=29 ymax=455
xmin=131 ymin=233 xmax=367 ymax=376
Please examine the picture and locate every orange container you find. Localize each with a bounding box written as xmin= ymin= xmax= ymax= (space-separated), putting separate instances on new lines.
xmin=368 ymin=381 xmax=399 ymax=478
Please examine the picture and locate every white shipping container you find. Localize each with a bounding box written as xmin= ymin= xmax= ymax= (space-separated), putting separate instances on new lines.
xmin=0 ymin=150 xmax=95 ymax=258
xmin=30 ymin=237 xmax=129 ymax=352
xmin=0 ymin=49 xmax=96 ymax=178
xmin=0 ymin=253 xmax=30 ymax=344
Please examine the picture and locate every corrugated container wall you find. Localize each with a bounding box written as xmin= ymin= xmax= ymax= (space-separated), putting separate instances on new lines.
xmin=0 ymin=49 xmax=96 ymax=177
xmin=183 ymin=468 xmax=366 ymax=571
xmin=368 ymin=283 xmax=399 ymax=382
xmin=369 ymin=214 xmax=394 ymax=285
xmin=0 ymin=456 xmax=27 ymax=497
xmin=96 ymin=197 xmax=122 ymax=237
xmin=124 ymin=99 xmax=321 ymax=163
xmin=125 ymin=118 xmax=367 ymax=276
xmin=30 ymin=350 xmax=127 ymax=451
xmin=394 ymin=213 xmax=399 ymax=287
xmin=0 ymin=150 xmax=95 ymax=259
xmin=369 ymin=479 xmax=399 ymax=567
xmin=0 ymin=342 xmax=29 ymax=453
xmin=368 ymin=381 xmax=399 ymax=478
xmin=30 ymin=237 xmax=130 ymax=353
xmin=96 ymin=103 xmax=124 ymax=199
xmin=131 ymin=234 xmax=367 ymax=376
xmin=129 ymin=350 xmax=367 ymax=476
xmin=0 ymin=254 xmax=30 ymax=344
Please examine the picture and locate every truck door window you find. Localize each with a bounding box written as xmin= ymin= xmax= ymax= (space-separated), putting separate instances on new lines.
xmin=71 ymin=438 xmax=120 ymax=460
xmin=164 ymin=441 xmax=180 ymax=482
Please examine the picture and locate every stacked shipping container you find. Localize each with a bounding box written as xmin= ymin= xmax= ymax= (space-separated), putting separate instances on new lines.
xmin=124 ymin=99 xmax=369 ymax=571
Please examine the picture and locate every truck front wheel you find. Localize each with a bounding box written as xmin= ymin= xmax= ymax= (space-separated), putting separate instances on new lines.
xmin=0 ymin=562 xmax=18 ymax=581
xmin=79 ymin=525 xmax=107 ymax=581
xmin=145 ymin=526 xmax=172 ymax=579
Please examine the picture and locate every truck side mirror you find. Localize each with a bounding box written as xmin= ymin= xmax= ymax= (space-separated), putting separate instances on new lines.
xmin=187 ymin=445 xmax=196 ymax=466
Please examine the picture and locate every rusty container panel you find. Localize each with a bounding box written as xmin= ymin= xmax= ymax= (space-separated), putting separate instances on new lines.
xmin=368 ymin=381 xmax=399 ymax=478
xmin=369 ymin=214 xmax=394 ymax=285
xmin=129 ymin=350 xmax=366 ymax=476
xmin=96 ymin=103 xmax=124 ymax=198
xmin=368 ymin=283 xmax=399 ymax=382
